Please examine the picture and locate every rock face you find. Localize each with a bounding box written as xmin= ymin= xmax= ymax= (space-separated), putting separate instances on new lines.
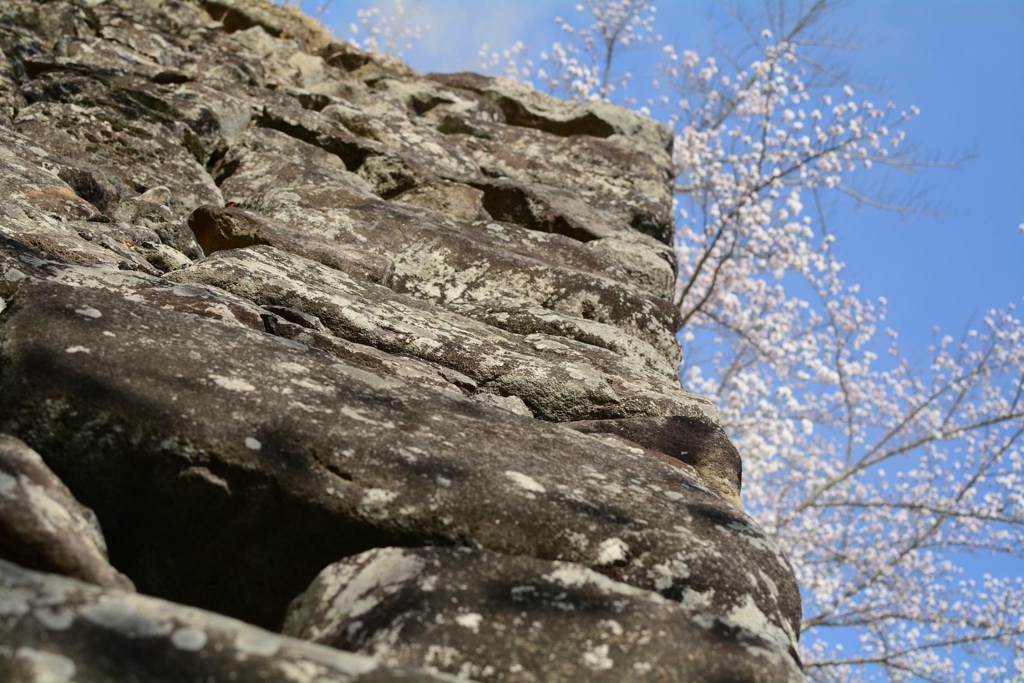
xmin=0 ymin=559 xmax=460 ymax=683
xmin=0 ymin=1 xmax=802 ymax=681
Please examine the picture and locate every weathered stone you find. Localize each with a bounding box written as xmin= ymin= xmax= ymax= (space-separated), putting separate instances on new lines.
xmin=49 ymin=158 xmax=137 ymax=214
xmin=371 ymin=77 xmax=499 ymax=121
xmin=269 ymin=318 xmax=472 ymax=397
xmin=445 ymin=115 xmax=674 ymax=244
xmin=320 ymin=99 xmax=481 ymax=183
xmin=0 ymin=281 xmax=800 ymax=649
xmin=138 ymin=241 xmax=194 ymax=272
xmin=587 ymin=235 xmax=676 ymax=300
xmin=187 ymin=204 xmax=395 ymax=286
xmin=213 ymin=128 xmax=680 ymax=360
xmin=201 ymin=0 xmax=333 ymax=54
xmin=0 ymin=560 xmax=464 ymax=683
xmin=444 ymin=301 xmax=675 ymax=376
xmin=470 ymin=175 xmax=655 ymax=243
xmin=392 ymin=178 xmax=487 ymax=223
xmin=427 ymin=72 xmax=673 ymax=152
xmin=0 ymin=39 xmax=25 ymax=119
xmin=0 ymin=435 xmax=133 ymax=591
xmin=257 ymin=95 xmax=384 ymax=172
xmin=354 ymin=152 xmax=426 ymax=198
xmin=12 ymin=99 xmax=224 ymax=221
xmin=285 ymin=547 xmax=802 ymax=682
xmin=0 ymin=208 xmax=150 ymax=277
xmin=166 ymin=245 xmax=708 ymax=422
xmin=563 ymin=416 xmax=744 ymax=509
xmin=0 ymin=235 xmax=271 ymax=333
xmin=219 ymin=125 xmax=375 ymax=198
xmin=0 ymin=130 xmax=99 ymax=222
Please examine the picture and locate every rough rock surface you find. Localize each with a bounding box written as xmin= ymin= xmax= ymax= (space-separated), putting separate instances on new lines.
xmin=0 ymin=560 xmax=460 ymax=682
xmin=0 ymin=0 xmax=802 ymax=680
xmin=284 ymin=547 xmax=802 ymax=682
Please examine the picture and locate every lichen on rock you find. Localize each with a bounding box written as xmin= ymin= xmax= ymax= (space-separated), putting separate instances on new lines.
xmin=0 ymin=0 xmax=802 ymax=680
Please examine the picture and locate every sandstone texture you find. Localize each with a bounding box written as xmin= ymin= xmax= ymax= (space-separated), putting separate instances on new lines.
xmin=0 ymin=0 xmax=802 ymax=680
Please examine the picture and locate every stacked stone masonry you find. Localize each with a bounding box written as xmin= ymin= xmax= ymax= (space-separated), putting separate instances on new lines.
xmin=0 ymin=0 xmax=803 ymax=681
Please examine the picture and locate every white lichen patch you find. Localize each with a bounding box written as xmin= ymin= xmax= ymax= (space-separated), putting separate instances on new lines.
xmin=339 ymin=406 xmax=395 ymax=429
xmin=525 ymin=334 xmax=571 ymax=353
xmin=595 ymin=538 xmax=630 ymax=566
xmin=599 ymin=619 xmax=624 ymax=636
xmin=458 ymin=662 xmax=496 ymax=680
xmin=234 ymin=630 xmax=281 ymax=658
xmin=679 ymin=587 xmax=715 ymax=611
xmin=504 ymin=470 xmax=545 ymax=495
xmin=290 ymin=377 xmax=330 ymax=393
xmin=208 ymin=374 xmax=256 ymax=392
xmin=74 ymin=306 xmax=102 ymax=318
xmin=0 ymin=470 xmax=15 ymax=496
xmin=581 ymin=643 xmax=614 ymax=671
xmin=170 ymin=627 xmax=208 ymax=651
xmin=15 ymin=647 xmax=76 ymax=682
xmin=80 ymin=602 xmax=173 ymax=638
xmin=726 ymin=594 xmax=786 ymax=648
xmin=564 ymin=531 xmax=590 ymax=552
xmin=758 ymin=569 xmax=780 ymax=601
xmin=650 ymin=557 xmax=692 ymax=590
xmin=396 ymin=446 xmax=426 ymax=463
xmin=244 ymin=437 xmax=262 ymax=451
xmin=0 ymin=585 xmax=34 ymax=619
xmin=545 ymin=565 xmax=664 ymax=604
xmin=274 ymin=361 xmax=308 ymax=375
xmin=600 ymin=481 xmax=624 ymax=496
xmin=454 ymin=612 xmax=483 ymax=633
xmin=359 ymin=488 xmax=397 ymax=508
xmin=64 ymin=346 xmax=90 ymax=354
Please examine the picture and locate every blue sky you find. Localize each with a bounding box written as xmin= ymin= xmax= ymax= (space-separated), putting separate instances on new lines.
xmin=306 ymin=0 xmax=1024 ymax=358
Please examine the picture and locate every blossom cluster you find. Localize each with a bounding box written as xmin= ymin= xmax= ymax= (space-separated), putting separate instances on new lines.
xmin=343 ymin=0 xmax=428 ymax=57
xmin=480 ymin=0 xmax=659 ymax=101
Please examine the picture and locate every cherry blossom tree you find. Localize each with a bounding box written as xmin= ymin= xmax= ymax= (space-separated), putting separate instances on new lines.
xmin=329 ymin=1 xmax=1024 ymax=679
xmin=484 ymin=3 xmax=1024 ymax=679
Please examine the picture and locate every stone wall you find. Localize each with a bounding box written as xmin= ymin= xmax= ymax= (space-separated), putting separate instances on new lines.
xmin=0 ymin=0 xmax=802 ymax=680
